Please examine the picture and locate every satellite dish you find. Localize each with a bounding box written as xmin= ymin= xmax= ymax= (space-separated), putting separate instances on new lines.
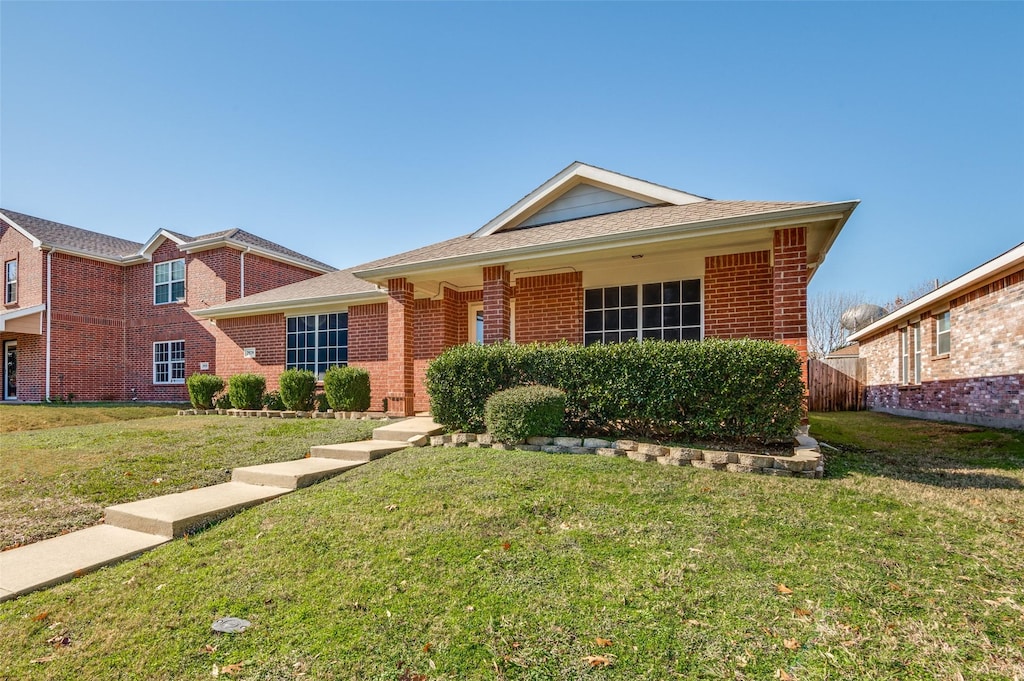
xmin=840 ymin=304 xmax=887 ymax=332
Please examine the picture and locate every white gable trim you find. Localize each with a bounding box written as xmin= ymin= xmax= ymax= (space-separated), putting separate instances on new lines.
xmin=138 ymin=229 xmax=190 ymax=259
xmin=0 ymin=212 xmax=44 ymax=248
xmin=471 ymin=162 xmax=708 ymax=238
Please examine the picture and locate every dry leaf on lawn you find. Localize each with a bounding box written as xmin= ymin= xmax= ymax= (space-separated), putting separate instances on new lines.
xmin=776 ymin=583 xmax=794 ymax=594
xmin=595 ymin=637 xmax=613 ymax=647
xmin=583 ymin=655 xmax=614 ymax=667
xmin=783 ymin=638 xmax=800 ymax=650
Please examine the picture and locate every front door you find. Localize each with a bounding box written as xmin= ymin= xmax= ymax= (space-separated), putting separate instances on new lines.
xmin=3 ymin=340 xmax=15 ymax=400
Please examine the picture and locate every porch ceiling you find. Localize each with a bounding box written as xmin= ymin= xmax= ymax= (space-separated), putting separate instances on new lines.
xmin=0 ymin=304 xmax=45 ymax=334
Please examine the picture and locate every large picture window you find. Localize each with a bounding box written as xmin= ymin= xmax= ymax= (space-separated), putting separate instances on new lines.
xmin=584 ymin=279 xmax=701 ymax=346
xmin=154 ymin=259 xmax=186 ymax=305
xmin=153 ymin=340 xmax=185 ymax=384
xmin=286 ymin=313 xmax=348 ymax=377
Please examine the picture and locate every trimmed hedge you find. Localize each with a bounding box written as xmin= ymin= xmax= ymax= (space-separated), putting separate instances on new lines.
xmin=186 ymin=373 xmax=224 ymax=409
xmin=425 ymin=339 xmax=804 ymax=440
xmin=484 ymin=385 xmax=566 ymax=444
xmin=323 ymin=366 xmax=371 ymax=411
xmin=279 ymin=369 xmax=317 ymax=411
xmin=228 ymin=373 xmax=266 ymax=410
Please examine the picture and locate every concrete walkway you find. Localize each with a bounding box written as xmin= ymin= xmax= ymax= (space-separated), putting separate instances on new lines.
xmin=0 ymin=416 xmax=443 ymax=602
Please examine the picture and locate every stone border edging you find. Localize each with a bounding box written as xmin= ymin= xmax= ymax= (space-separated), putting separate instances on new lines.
xmin=429 ymin=433 xmax=824 ymax=478
xmin=177 ymin=409 xmax=391 ymax=421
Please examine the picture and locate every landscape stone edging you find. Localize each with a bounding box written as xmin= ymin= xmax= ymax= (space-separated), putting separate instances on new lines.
xmin=177 ymin=409 xmax=391 ymax=421
xmin=429 ymin=433 xmax=824 ymax=479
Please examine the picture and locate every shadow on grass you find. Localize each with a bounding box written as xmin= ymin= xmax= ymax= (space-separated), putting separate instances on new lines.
xmin=811 ymin=411 xmax=1024 ymax=489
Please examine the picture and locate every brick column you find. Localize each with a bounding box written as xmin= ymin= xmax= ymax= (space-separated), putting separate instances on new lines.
xmin=482 ymin=265 xmax=511 ymax=344
xmin=386 ymin=277 xmax=415 ymax=416
xmin=772 ymin=227 xmax=809 ymax=387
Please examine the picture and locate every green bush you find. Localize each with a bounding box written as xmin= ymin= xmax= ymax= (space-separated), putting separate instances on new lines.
xmin=314 ymin=392 xmax=330 ymax=413
xmin=323 ymin=366 xmax=371 ymax=411
xmin=484 ymin=385 xmax=566 ymax=444
xmin=425 ymin=339 xmax=804 ymax=440
xmin=262 ymin=390 xmax=286 ymax=411
xmin=278 ymin=369 xmax=317 ymax=411
xmin=228 ymin=373 xmax=266 ymax=410
xmin=214 ymin=393 xmax=233 ymax=410
xmin=186 ymin=374 xmax=224 ymax=410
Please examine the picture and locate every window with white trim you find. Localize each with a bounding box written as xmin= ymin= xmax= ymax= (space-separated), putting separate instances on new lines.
xmin=286 ymin=313 xmax=348 ymax=378
xmin=4 ymin=259 xmax=16 ymax=304
xmin=900 ymin=327 xmax=909 ymax=385
xmin=154 ymin=259 xmax=186 ymax=305
xmin=154 ymin=340 xmax=185 ymax=384
xmin=913 ymin=322 xmax=922 ymax=383
xmin=935 ymin=311 xmax=950 ymax=355
xmin=584 ymin=279 xmax=701 ymax=345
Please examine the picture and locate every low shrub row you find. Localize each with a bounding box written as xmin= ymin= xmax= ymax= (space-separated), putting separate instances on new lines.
xmin=186 ymin=366 xmax=371 ymax=412
xmin=425 ymin=339 xmax=804 ymax=441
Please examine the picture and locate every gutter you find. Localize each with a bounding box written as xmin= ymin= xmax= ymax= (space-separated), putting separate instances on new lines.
xmin=352 ymin=201 xmax=859 ymax=282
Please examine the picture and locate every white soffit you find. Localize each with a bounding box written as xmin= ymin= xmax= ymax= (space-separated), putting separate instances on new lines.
xmin=471 ymin=162 xmax=708 ymax=238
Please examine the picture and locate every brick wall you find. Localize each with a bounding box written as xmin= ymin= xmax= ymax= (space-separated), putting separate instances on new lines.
xmin=704 ymin=250 xmax=773 ymax=339
xmin=483 ymin=265 xmax=511 ymax=344
xmin=1 ymin=226 xmax=44 ymax=308
xmin=241 ymin=252 xmax=318 ymax=296
xmin=214 ymin=314 xmax=287 ymax=391
xmin=859 ymin=269 xmax=1023 ymax=429
xmin=514 ymin=272 xmax=583 ymax=343
xmin=349 ymin=302 xmax=389 ymax=411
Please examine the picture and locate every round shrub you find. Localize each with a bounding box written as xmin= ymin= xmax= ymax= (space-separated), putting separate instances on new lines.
xmin=323 ymin=366 xmax=371 ymax=411
xmin=278 ymin=369 xmax=317 ymax=411
xmin=186 ymin=373 xmax=224 ymax=409
xmin=484 ymin=385 xmax=566 ymax=444
xmin=228 ymin=373 xmax=266 ymax=410
xmin=262 ymin=390 xmax=286 ymax=411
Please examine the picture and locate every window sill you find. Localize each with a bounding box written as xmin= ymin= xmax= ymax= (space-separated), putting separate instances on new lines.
xmin=931 ymin=353 xmax=950 ymax=361
xmin=897 ymin=384 xmax=922 ymax=391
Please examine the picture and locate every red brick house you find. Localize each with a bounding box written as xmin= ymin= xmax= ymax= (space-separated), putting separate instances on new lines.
xmin=847 ymin=243 xmax=1023 ymax=430
xmin=197 ymin=163 xmax=859 ymax=415
xmin=0 ymin=210 xmax=333 ymax=402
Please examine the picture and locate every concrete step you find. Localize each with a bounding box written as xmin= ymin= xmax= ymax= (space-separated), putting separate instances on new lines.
xmin=309 ymin=440 xmax=409 ymax=461
xmin=232 ymin=457 xmax=365 ymax=489
xmin=372 ymin=416 xmax=445 ymax=442
xmin=0 ymin=525 xmax=170 ymax=602
xmin=104 ymin=482 xmax=290 ymax=538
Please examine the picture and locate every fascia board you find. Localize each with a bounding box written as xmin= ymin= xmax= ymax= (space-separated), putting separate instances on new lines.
xmin=848 ymin=242 xmax=1024 ymax=342
xmin=194 ymin=290 xmax=385 ymax=320
xmin=0 ymin=213 xmax=43 ymax=248
xmin=806 ymin=199 xmax=860 ymax=283
xmin=356 ymin=203 xmax=856 ymax=282
xmin=139 ymin=229 xmax=188 ymax=258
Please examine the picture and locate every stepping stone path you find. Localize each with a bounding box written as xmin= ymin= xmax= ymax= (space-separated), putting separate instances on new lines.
xmin=0 ymin=416 xmax=443 ymax=602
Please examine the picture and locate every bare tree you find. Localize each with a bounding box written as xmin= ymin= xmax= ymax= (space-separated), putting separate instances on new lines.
xmin=881 ymin=279 xmax=943 ymax=312
xmin=807 ymin=290 xmax=866 ymax=358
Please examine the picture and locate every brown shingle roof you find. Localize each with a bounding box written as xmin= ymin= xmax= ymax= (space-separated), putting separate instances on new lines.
xmin=222 ymin=229 xmax=335 ymax=272
xmin=199 ymin=267 xmax=381 ymax=314
xmin=354 ymin=200 xmax=831 ymax=274
xmin=1 ymin=209 xmax=143 ymax=258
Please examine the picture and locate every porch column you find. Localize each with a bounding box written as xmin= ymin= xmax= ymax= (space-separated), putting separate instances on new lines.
xmin=386 ymin=277 xmax=416 ymax=416
xmin=773 ymin=227 xmax=809 ymax=383
xmin=482 ymin=265 xmax=511 ymax=344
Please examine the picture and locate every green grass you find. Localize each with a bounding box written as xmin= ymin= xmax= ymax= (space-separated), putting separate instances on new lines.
xmin=0 ymin=416 xmax=377 ymax=549
xmin=0 ymin=402 xmax=184 ymax=433
xmin=0 ymin=412 xmax=1022 ymax=680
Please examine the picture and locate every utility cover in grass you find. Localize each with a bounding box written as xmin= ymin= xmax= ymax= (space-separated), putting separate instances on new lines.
xmin=211 ymin=617 xmax=251 ymax=634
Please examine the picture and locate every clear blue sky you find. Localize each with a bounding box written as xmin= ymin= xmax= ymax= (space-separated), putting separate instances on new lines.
xmin=2 ymin=2 xmax=1021 ymax=302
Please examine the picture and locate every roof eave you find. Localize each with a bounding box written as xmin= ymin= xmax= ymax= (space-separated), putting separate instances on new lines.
xmin=847 ymin=242 xmax=1024 ymax=342
xmin=0 ymin=212 xmax=43 ymax=248
xmin=181 ymin=237 xmax=335 ymax=274
xmin=194 ymin=290 xmax=385 ymax=320
xmin=355 ymin=202 xmax=859 ymax=283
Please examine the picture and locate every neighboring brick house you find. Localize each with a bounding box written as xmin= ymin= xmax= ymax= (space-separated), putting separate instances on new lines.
xmin=0 ymin=210 xmax=333 ymax=402
xmin=197 ymin=163 xmax=859 ymax=415
xmin=847 ymin=243 xmax=1023 ymax=430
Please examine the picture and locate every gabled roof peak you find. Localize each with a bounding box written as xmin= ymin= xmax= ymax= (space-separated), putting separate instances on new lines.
xmin=471 ymin=162 xmax=709 ymax=238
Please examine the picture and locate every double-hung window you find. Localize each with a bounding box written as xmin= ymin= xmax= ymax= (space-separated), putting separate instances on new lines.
xmin=154 ymin=259 xmax=186 ymax=304
xmin=286 ymin=313 xmax=348 ymax=378
xmin=154 ymin=340 xmax=185 ymax=384
xmin=4 ymin=259 xmax=16 ymax=304
xmin=913 ymin=322 xmax=922 ymax=384
xmin=935 ymin=311 xmax=950 ymax=355
xmin=584 ymin=279 xmax=701 ymax=345
xmin=900 ymin=327 xmax=910 ymax=385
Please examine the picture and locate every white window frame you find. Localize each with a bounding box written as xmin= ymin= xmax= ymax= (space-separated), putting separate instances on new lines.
xmin=900 ymin=327 xmax=910 ymax=385
xmin=583 ymin=279 xmax=703 ymax=346
xmin=285 ymin=313 xmax=349 ymax=378
xmin=153 ymin=340 xmax=186 ymax=384
xmin=4 ymin=258 xmax=16 ymax=304
xmin=935 ymin=311 xmax=951 ymax=355
xmin=912 ymin=322 xmax=922 ymax=384
xmin=154 ymin=259 xmax=186 ymax=305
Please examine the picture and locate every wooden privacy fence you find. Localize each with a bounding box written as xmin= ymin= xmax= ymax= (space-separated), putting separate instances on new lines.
xmin=807 ymin=357 xmax=866 ymax=412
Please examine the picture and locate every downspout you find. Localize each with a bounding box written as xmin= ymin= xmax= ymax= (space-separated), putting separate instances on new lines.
xmin=45 ymin=249 xmax=52 ymax=400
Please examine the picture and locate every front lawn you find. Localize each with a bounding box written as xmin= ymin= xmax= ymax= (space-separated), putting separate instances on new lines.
xmin=0 ymin=416 xmax=377 ymax=549
xmin=0 ymin=412 xmax=1021 ymax=679
xmin=0 ymin=402 xmax=183 ymax=433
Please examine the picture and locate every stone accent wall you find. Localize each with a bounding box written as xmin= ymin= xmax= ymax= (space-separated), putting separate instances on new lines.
xmin=859 ymin=269 xmax=1023 ymax=429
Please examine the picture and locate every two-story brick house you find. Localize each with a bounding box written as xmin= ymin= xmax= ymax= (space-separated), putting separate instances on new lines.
xmin=0 ymin=210 xmax=333 ymax=402
xmin=196 ymin=163 xmax=859 ymax=415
